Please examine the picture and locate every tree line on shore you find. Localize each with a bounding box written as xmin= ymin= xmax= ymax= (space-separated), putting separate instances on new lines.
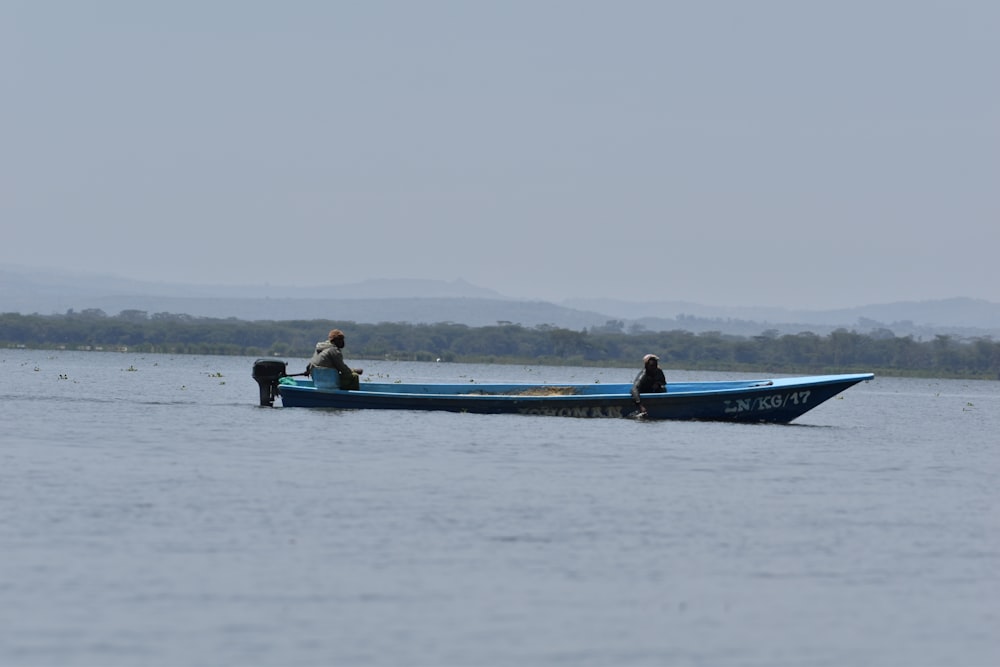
xmin=2 ymin=309 xmax=999 ymax=379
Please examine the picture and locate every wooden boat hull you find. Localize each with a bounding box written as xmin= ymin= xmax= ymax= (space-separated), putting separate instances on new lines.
xmin=270 ymin=368 xmax=874 ymax=423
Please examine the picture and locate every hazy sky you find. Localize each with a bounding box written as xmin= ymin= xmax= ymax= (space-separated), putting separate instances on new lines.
xmin=3 ymin=1 xmax=997 ymax=309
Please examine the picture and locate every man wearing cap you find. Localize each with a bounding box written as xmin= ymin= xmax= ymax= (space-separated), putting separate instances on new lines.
xmin=308 ymin=329 xmax=363 ymax=390
xmin=631 ymin=353 xmax=666 ymax=415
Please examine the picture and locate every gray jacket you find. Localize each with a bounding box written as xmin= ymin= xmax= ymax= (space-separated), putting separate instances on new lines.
xmin=309 ymin=340 xmax=355 ymax=387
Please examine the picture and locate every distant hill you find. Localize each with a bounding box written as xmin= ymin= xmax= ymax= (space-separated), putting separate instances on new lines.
xmin=0 ymin=266 xmax=505 ymax=301
xmin=562 ymin=297 xmax=1000 ymax=330
xmin=0 ymin=266 xmax=607 ymax=328
xmin=2 ymin=265 xmax=999 ymax=339
xmin=564 ymin=296 xmax=1000 ymax=337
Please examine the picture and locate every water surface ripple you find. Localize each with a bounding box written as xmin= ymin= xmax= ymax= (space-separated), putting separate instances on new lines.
xmin=2 ymin=351 xmax=998 ymax=666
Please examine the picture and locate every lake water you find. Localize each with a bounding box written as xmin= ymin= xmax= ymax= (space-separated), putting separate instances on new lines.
xmin=1 ymin=349 xmax=998 ymax=666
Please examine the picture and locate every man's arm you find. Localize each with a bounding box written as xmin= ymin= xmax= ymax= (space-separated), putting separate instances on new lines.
xmin=329 ymin=349 xmax=355 ymax=379
xmin=631 ymin=370 xmax=645 ymax=405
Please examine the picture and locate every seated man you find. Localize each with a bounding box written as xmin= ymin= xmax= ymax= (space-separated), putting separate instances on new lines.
xmin=309 ymin=329 xmax=363 ymax=390
xmin=631 ymin=353 xmax=666 ymax=415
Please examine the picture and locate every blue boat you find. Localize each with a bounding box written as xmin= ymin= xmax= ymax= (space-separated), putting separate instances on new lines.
xmin=252 ymin=359 xmax=873 ymax=422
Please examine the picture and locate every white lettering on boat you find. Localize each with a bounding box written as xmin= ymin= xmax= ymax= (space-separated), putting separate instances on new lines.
xmin=723 ymin=391 xmax=811 ymax=414
xmin=517 ymin=406 xmax=624 ymax=418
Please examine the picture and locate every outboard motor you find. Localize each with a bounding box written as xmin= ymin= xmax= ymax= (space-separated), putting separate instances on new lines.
xmin=252 ymin=358 xmax=287 ymax=406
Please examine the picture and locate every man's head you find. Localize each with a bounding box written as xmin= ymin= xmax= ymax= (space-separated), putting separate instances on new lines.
xmin=643 ymin=353 xmax=659 ymax=368
xmin=329 ymin=329 xmax=346 ymax=347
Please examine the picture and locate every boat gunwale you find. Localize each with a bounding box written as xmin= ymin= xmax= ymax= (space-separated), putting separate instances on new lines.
xmin=280 ymin=373 xmax=874 ymax=401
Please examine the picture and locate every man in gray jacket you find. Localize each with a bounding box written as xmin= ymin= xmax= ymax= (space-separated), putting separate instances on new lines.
xmin=308 ymin=329 xmax=363 ymax=389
